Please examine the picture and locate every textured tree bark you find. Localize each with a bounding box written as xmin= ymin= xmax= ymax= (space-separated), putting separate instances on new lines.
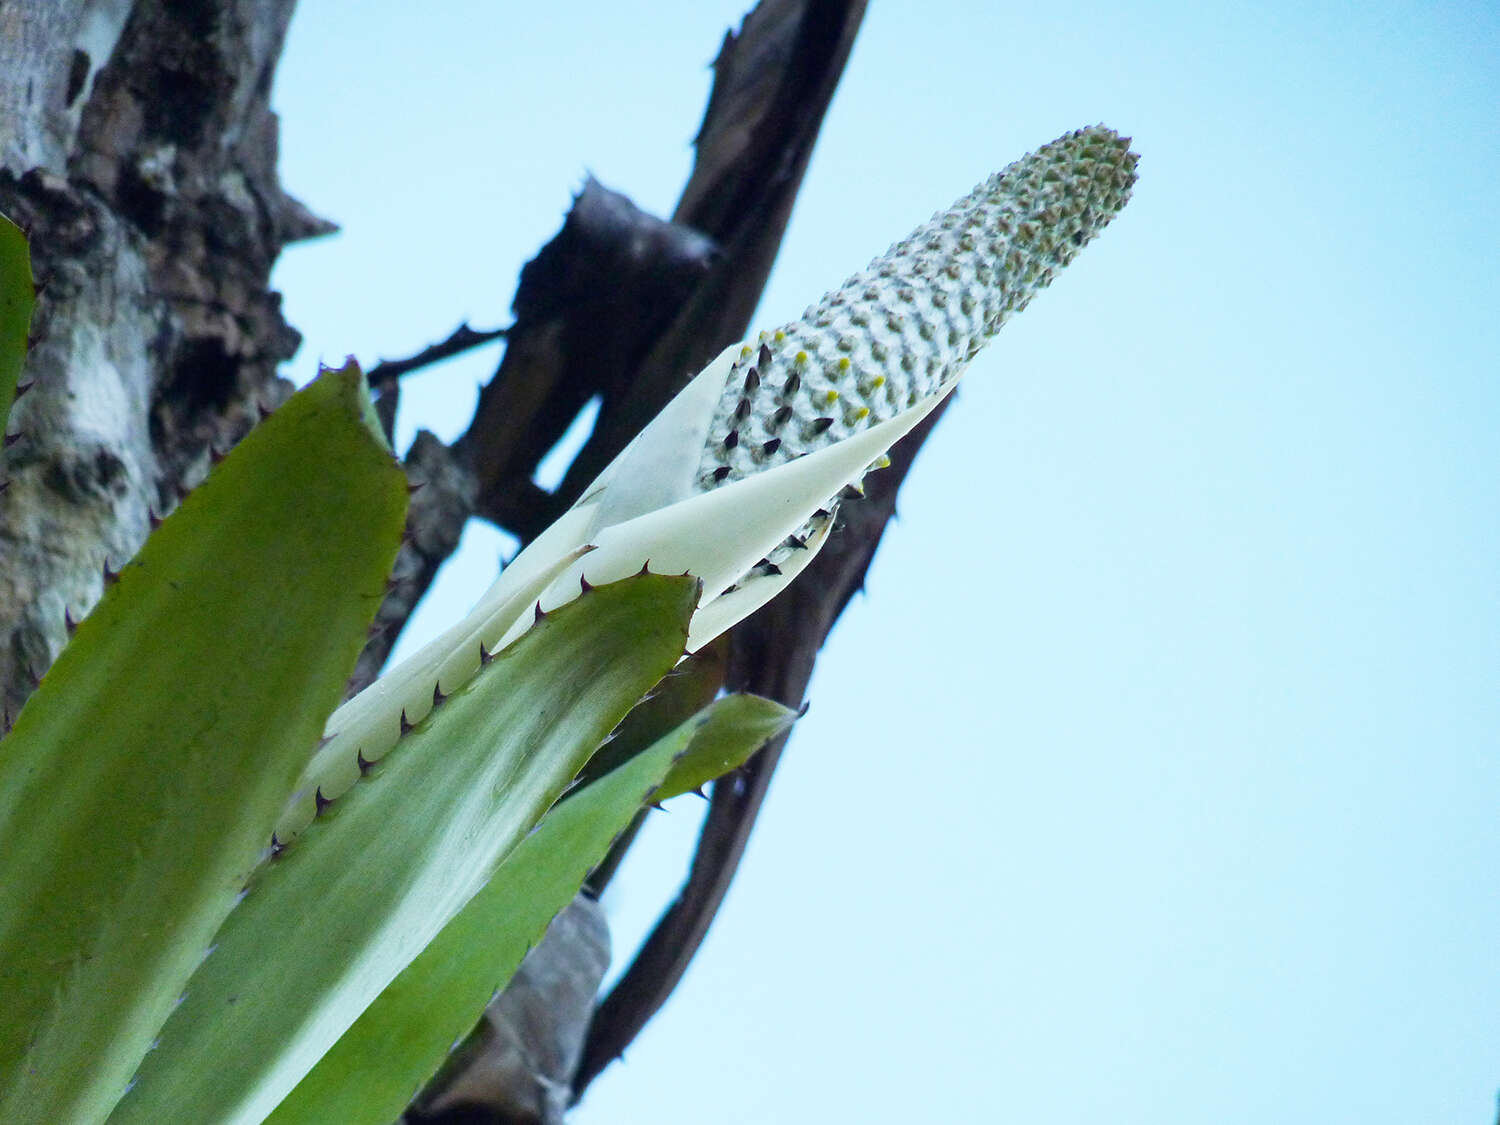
xmin=0 ymin=0 xmax=326 ymax=721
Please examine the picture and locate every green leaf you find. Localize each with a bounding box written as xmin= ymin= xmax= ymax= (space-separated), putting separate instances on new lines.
xmin=273 ymin=541 xmax=594 ymax=845
xmin=0 ymin=364 xmax=408 ymax=1125
xmin=264 ymin=691 xmax=796 ymax=1125
xmin=572 ymin=639 xmax=727 ymax=789
xmin=107 ymin=572 xmax=700 ymax=1125
xmin=569 ymin=641 xmax=729 ymax=896
xmin=652 ymin=692 xmax=795 ymax=803
xmin=0 ymin=213 xmax=34 ymax=440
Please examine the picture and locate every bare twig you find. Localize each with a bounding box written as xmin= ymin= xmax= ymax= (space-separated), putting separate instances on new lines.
xmin=365 ymin=322 xmax=508 ymax=385
xmin=372 ymin=376 xmax=399 ymax=446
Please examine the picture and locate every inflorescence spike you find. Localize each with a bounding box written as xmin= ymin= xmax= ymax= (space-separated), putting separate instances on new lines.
xmin=692 ymin=126 xmax=1138 ymax=501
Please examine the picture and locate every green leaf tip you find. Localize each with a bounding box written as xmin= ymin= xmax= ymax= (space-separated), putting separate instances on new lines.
xmin=310 ymin=357 xmax=396 ymax=456
xmin=0 ymin=212 xmax=36 ymax=442
xmin=651 ymin=692 xmax=798 ymax=803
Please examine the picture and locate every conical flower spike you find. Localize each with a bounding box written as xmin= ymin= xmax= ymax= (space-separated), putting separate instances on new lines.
xmin=278 ymin=125 xmax=1138 ymax=842
xmin=696 ymin=125 xmax=1138 ymax=491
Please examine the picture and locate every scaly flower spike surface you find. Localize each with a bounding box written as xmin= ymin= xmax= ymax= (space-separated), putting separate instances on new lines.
xmin=699 ymin=125 xmax=1136 ymax=489
xmin=695 ymin=123 xmax=1138 ymax=578
xmin=277 ymin=124 xmax=1139 ymax=842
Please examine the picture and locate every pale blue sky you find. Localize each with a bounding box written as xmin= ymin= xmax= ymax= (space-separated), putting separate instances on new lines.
xmin=272 ymin=3 xmax=1499 ymax=1122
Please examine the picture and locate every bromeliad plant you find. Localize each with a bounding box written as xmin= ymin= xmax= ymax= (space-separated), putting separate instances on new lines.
xmin=0 ymin=125 xmax=1137 ymax=1125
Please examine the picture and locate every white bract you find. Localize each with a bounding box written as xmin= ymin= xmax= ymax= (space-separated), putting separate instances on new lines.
xmin=278 ymin=124 xmax=1139 ymax=840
